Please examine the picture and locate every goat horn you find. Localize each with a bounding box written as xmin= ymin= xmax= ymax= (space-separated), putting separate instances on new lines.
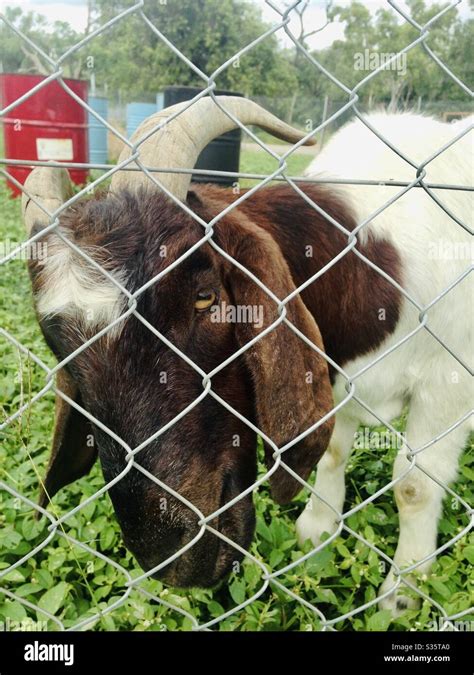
xmin=110 ymin=95 xmax=316 ymax=201
xmin=22 ymin=166 xmax=73 ymax=235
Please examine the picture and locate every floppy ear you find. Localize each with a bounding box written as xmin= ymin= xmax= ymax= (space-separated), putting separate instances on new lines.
xmin=38 ymin=368 xmax=97 ymax=511
xmin=221 ymin=219 xmax=335 ymax=504
xmin=20 ymin=167 xmax=98 ymax=512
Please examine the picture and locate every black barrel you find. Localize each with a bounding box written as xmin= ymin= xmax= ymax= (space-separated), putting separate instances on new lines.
xmin=160 ymin=86 xmax=243 ymax=186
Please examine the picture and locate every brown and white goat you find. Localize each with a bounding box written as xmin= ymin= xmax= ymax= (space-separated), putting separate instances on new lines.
xmin=23 ymin=97 xmax=472 ymax=614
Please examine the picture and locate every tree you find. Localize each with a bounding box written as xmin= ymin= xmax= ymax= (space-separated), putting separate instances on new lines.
xmin=1 ymin=0 xmax=471 ymax=118
xmin=86 ymin=0 xmax=297 ymax=100
xmin=0 ymin=5 xmax=91 ymax=78
xmin=282 ymin=0 xmax=334 ymax=123
xmin=303 ymin=0 xmax=473 ymax=111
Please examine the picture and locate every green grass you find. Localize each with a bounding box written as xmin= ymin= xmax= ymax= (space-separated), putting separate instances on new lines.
xmin=0 ymin=171 xmax=472 ymax=632
xmin=239 ymin=147 xmax=312 ymax=187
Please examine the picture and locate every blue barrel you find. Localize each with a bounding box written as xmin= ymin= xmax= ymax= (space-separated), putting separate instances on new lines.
xmin=126 ymin=102 xmax=157 ymax=139
xmin=88 ymin=96 xmax=108 ymax=165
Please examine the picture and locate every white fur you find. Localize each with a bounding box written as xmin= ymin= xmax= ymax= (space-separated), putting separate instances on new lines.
xmin=297 ymin=113 xmax=473 ymax=615
xmin=36 ymin=239 xmax=128 ymax=332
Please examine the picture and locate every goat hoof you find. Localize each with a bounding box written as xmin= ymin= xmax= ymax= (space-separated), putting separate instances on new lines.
xmin=295 ymin=508 xmax=337 ymax=547
xmin=378 ymin=575 xmax=421 ymax=617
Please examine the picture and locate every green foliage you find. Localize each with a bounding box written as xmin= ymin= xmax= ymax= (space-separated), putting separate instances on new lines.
xmin=1 ymin=1 xmax=297 ymax=100
xmin=0 ymin=6 xmax=85 ymax=78
xmin=315 ymin=0 xmax=474 ymax=109
xmin=89 ymin=0 xmax=299 ymax=99
xmin=0 ymin=176 xmax=472 ymax=631
xmin=1 ymin=0 xmax=471 ymax=122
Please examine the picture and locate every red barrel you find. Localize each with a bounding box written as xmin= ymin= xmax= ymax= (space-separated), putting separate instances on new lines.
xmin=0 ymin=74 xmax=89 ymax=196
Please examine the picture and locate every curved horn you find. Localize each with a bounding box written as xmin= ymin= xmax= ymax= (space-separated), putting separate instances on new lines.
xmin=110 ymin=95 xmax=316 ymax=201
xmin=22 ymin=166 xmax=73 ymax=234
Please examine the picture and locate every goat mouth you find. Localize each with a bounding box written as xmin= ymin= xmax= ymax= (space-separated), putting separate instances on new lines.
xmin=142 ymin=523 xmax=246 ymax=588
xmin=126 ymin=481 xmax=255 ymax=588
xmin=149 ymin=555 xmax=222 ymax=589
xmin=139 ymin=528 xmax=222 ymax=588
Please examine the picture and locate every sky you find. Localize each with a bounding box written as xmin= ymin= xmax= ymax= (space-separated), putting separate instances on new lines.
xmin=0 ymin=0 xmax=471 ymax=50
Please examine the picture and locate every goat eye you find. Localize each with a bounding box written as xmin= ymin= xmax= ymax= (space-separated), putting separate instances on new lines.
xmin=195 ymin=289 xmax=217 ymax=312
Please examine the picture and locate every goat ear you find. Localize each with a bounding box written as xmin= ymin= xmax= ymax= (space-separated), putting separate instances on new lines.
xmin=38 ymin=368 xmax=97 ymax=512
xmin=224 ymin=223 xmax=335 ymax=504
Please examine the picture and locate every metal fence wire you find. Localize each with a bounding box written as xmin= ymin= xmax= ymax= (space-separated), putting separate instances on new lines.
xmin=0 ymin=0 xmax=472 ymax=632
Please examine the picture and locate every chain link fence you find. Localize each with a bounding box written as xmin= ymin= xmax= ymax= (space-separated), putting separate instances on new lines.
xmin=0 ymin=0 xmax=472 ymax=632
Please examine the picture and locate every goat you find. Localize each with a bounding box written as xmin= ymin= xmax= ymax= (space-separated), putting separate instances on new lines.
xmin=22 ymin=97 xmax=472 ymax=614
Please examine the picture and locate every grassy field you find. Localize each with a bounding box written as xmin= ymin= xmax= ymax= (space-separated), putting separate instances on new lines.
xmin=239 ymin=147 xmax=312 ymax=187
xmin=0 ymin=154 xmax=472 ymax=632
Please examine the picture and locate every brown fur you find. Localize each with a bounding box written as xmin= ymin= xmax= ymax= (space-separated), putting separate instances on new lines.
xmin=29 ymin=182 xmax=401 ymax=587
xmin=191 ymin=183 xmax=402 ymax=377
